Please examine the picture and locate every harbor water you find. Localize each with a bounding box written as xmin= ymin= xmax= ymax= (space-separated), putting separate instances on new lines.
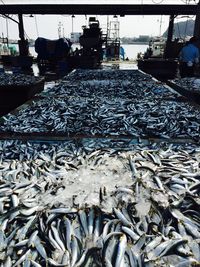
xmin=121 ymin=43 xmax=148 ymax=60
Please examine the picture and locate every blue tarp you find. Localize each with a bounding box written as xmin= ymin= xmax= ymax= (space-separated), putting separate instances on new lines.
xmin=120 ymin=46 xmax=125 ymax=60
xmin=35 ymin=37 xmax=72 ymax=60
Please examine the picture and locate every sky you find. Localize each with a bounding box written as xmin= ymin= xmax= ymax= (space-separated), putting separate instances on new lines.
xmin=0 ymin=0 xmax=197 ymax=40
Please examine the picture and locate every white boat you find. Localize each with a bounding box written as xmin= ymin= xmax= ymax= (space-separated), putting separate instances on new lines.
xmin=148 ymin=37 xmax=166 ymax=57
xmin=138 ymin=37 xmax=166 ymax=59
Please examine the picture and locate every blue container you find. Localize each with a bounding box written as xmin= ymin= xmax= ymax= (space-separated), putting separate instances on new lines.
xmin=58 ymin=61 xmax=68 ymax=74
xmin=12 ymin=66 xmax=22 ymax=74
xmin=0 ymin=67 xmax=4 ymax=73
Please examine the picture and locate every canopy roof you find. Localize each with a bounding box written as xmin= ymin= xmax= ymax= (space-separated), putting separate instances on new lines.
xmin=0 ymin=0 xmax=197 ymax=4
xmin=0 ymin=2 xmax=198 ymax=15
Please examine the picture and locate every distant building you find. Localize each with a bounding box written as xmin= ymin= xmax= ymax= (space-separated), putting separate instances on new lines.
xmin=70 ymin=32 xmax=81 ymax=44
xmin=138 ymin=35 xmax=150 ymax=42
xmin=139 ymin=35 xmax=149 ymax=39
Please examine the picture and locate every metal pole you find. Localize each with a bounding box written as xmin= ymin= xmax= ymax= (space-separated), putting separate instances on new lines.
xmin=166 ymin=15 xmax=174 ymax=44
xmin=194 ymin=1 xmax=200 ymax=38
xmin=18 ymin=14 xmax=29 ymax=56
xmin=18 ymin=14 xmax=25 ymax=41
xmin=159 ymin=15 xmax=163 ymax=37
xmin=71 ymin=15 xmax=75 ymax=33
xmin=164 ymin=14 xmax=175 ymax=58
xmin=107 ymin=15 xmax=109 ymax=39
xmin=6 ymin=18 xmax=9 ymax=47
xmin=58 ymin=21 xmax=62 ymax=38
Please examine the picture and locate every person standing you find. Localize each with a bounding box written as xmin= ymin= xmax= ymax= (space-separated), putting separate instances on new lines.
xmin=179 ymin=36 xmax=200 ymax=78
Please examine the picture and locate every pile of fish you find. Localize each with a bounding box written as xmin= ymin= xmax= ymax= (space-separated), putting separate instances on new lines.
xmin=0 ymin=73 xmax=42 ymax=86
xmin=0 ymin=140 xmax=200 ymax=266
xmin=1 ymin=97 xmax=200 ymax=139
xmin=42 ymin=69 xmax=177 ymax=99
xmin=64 ymin=69 xmax=152 ymax=81
xmin=173 ymin=77 xmax=200 ymax=92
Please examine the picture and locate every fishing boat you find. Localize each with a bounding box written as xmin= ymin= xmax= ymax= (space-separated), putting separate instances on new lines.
xmin=144 ymin=37 xmax=166 ymax=58
xmin=137 ymin=37 xmax=179 ymax=80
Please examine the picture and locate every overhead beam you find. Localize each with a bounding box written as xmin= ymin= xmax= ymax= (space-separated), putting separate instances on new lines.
xmin=0 ymin=4 xmax=197 ymax=16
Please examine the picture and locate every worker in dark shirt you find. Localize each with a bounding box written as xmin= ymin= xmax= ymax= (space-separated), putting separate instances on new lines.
xmin=179 ymin=36 xmax=200 ymax=78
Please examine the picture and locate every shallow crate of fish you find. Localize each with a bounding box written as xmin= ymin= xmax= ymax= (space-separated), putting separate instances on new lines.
xmin=167 ymin=77 xmax=200 ymax=105
xmin=39 ymin=69 xmax=179 ymax=101
xmin=0 ymin=96 xmax=200 ymax=141
xmin=0 ymin=140 xmax=200 ymax=266
xmin=63 ymin=69 xmax=147 ymax=81
xmin=0 ymin=73 xmax=45 ymax=116
xmin=40 ymin=77 xmax=178 ymax=101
